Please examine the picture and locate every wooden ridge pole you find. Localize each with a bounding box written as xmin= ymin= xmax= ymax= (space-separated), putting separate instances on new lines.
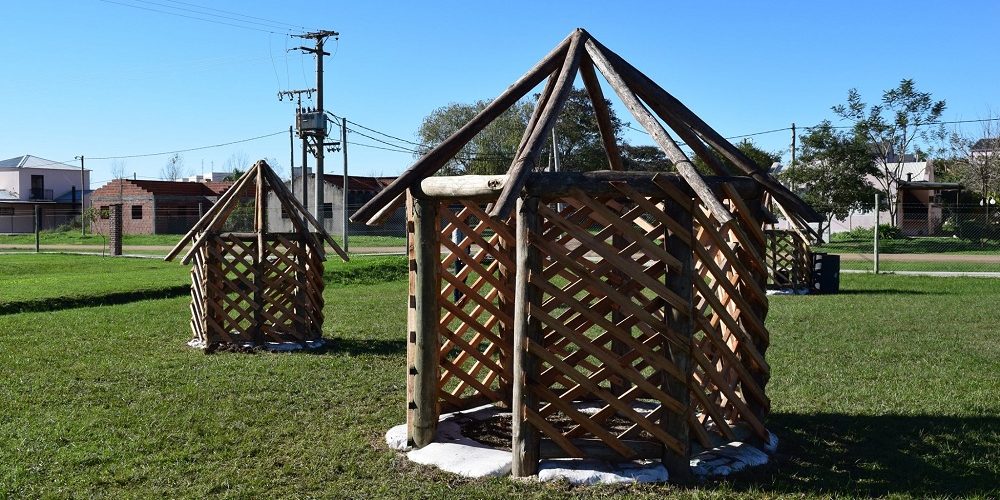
xmin=585 ymin=39 xmax=734 ymax=227
xmin=168 ymin=162 xmax=259 ymax=262
xmin=352 ymin=32 xmax=575 ymax=225
xmin=579 ymin=54 xmax=625 ymax=171
xmin=511 ymin=196 xmax=542 ymax=477
xmin=261 ymin=165 xmax=349 ymax=261
xmin=409 ymin=194 xmax=441 ymax=448
xmin=587 ymin=37 xmax=822 ymax=223
xmin=490 ymin=30 xmax=587 ymax=220
xmin=180 ymin=163 xmax=262 ymax=264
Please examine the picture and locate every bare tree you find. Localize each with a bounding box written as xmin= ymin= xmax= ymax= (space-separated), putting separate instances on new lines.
xmin=224 ymin=152 xmax=250 ymax=173
xmin=833 ymin=79 xmax=947 ymax=224
xmin=160 ymin=153 xmax=185 ymax=181
xmin=110 ymin=159 xmax=128 ymax=180
xmin=949 ymin=111 xmax=1000 ymax=200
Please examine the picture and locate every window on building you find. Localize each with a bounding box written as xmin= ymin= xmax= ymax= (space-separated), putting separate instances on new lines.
xmin=99 ymin=206 xmax=110 ymax=219
xmin=323 ymin=203 xmax=333 ymax=219
xmin=281 ymin=206 xmax=290 ymax=219
xmin=0 ymin=207 xmax=13 ymax=216
xmin=131 ymin=205 xmax=143 ymax=219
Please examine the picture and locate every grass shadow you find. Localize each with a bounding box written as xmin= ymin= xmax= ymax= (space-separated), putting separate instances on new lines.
xmin=0 ymin=285 xmax=190 ymax=315
xmin=726 ymin=413 xmax=999 ymax=498
xmin=309 ymin=337 xmax=407 ymax=357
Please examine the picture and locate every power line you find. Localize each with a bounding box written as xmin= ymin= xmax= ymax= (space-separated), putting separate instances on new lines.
xmin=158 ymin=0 xmax=309 ymax=31
xmin=88 ymin=130 xmax=287 ymax=160
xmin=96 ymin=0 xmax=292 ymax=35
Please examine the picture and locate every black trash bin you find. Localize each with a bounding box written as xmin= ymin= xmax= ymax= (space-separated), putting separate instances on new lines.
xmin=812 ymin=253 xmax=840 ymax=294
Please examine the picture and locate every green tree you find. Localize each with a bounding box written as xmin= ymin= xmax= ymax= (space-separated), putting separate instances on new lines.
xmin=783 ymin=121 xmax=878 ymax=227
xmin=693 ymin=139 xmax=781 ymax=174
xmin=621 ymin=144 xmax=672 ymax=172
xmin=832 ymin=79 xmax=947 ymax=224
xmin=416 ymin=100 xmax=530 ymax=175
xmin=415 ymin=87 xmax=625 ymax=175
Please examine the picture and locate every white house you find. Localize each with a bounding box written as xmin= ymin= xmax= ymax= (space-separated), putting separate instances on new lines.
xmin=0 ymin=155 xmax=91 ymax=233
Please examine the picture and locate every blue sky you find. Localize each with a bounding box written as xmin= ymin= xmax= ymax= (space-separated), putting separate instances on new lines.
xmin=2 ymin=0 xmax=998 ymax=186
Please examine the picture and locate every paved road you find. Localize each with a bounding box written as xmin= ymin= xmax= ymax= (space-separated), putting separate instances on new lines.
xmin=835 ymin=252 xmax=1000 ymax=263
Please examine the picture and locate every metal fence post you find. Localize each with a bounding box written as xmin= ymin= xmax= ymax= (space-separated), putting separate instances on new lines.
xmin=874 ymin=193 xmax=880 ymax=274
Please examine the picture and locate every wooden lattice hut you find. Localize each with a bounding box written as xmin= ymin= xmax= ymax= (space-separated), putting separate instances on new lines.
xmin=354 ymin=29 xmax=824 ymax=479
xmin=165 ymin=160 xmax=347 ymax=349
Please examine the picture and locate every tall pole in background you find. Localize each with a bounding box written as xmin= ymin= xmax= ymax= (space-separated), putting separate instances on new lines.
xmin=341 ymin=116 xmax=349 ymax=253
xmin=76 ymin=155 xmax=86 ymax=236
xmin=288 ymin=126 xmax=294 ymax=181
xmin=874 ymin=192 xmax=880 ymax=274
xmin=789 ymin=123 xmax=796 ymax=192
xmin=294 ymin=30 xmax=338 ymax=230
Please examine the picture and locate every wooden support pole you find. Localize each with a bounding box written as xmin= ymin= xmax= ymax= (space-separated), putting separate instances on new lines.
xmin=408 ymin=194 xmax=441 ymax=448
xmin=352 ymin=32 xmax=574 ymax=225
xmin=584 ymin=38 xmax=734 ymax=227
xmin=512 ymin=196 xmax=542 ymax=477
xmin=417 ymin=172 xmax=761 ymax=202
xmin=491 ymin=30 xmax=587 ymax=220
xmin=253 ymin=164 xmax=266 ymax=345
xmin=586 ymin=36 xmax=822 ymax=223
xmin=661 ymin=194 xmax=693 ymax=481
xmin=579 ymin=55 xmax=625 ymax=171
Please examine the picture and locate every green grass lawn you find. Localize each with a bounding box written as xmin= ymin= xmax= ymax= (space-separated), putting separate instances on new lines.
xmin=0 ymin=230 xmax=406 ymax=250
xmin=0 ymin=258 xmax=997 ymax=498
xmin=0 ymin=253 xmax=406 ymax=314
xmin=817 ymin=236 xmax=1000 ymax=254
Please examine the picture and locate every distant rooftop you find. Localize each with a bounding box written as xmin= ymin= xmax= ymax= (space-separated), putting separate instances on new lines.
xmin=0 ymin=155 xmax=86 ymax=171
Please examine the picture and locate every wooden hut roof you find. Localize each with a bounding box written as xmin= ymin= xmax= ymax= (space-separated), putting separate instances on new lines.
xmin=350 ymin=28 xmax=822 ymax=234
xmin=164 ymin=160 xmax=348 ymax=264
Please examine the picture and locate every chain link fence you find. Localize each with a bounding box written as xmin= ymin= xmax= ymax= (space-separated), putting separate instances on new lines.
xmin=0 ymin=203 xmax=408 ymax=258
xmin=816 ymin=203 xmax=1000 ymax=275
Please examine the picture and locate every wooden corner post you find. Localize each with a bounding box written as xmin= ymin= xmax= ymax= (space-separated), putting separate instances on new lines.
xmin=661 ymin=194 xmax=694 ymax=481
xmin=512 ymin=196 xmax=542 ymax=477
xmin=408 ymin=193 xmax=441 ymax=448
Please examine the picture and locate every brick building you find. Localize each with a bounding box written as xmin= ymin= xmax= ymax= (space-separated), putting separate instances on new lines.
xmin=91 ymin=179 xmax=252 ymax=234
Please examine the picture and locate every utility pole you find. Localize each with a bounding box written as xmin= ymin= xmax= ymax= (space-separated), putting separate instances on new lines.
xmin=341 ymin=116 xmax=349 ymax=253
xmin=75 ymin=155 xmax=85 ymax=236
xmin=294 ymin=29 xmax=340 ymax=230
xmin=789 ymin=123 xmax=796 ymax=192
xmin=278 ymin=89 xmax=316 ymax=217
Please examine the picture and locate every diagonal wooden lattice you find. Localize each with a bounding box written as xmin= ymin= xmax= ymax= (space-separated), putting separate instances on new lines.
xmin=429 ymin=201 xmax=516 ymax=412
xmin=522 ymin=188 xmax=693 ymax=459
xmin=190 ymin=233 xmax=325 ymax=345
xmin=406 ymin=179 xmax=773 ymax=462
xmin=765 ymin=229 xmax=812 ymax=290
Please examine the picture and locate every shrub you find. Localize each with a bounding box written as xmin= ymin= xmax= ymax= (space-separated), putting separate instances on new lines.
xmin=830 ymin=224 xmax=903 ymax=241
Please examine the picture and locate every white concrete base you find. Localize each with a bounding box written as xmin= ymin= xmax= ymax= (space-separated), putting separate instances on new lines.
xmin=186 ymin=337 xmax=327 ymax=351
xmin=766 ymin=288 xmax=811 ymax=296
xmin=384 ymin=406 xmax=777 ymax=484
xmin=538 ymin=458 xmax=668 ymax=484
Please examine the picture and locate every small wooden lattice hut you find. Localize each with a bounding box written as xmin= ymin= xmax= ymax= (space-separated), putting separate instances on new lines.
xmin=165 ymin=160 xmax=347 ymax=349
xmin=352 ymin=29 xmax=823 ymax=479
